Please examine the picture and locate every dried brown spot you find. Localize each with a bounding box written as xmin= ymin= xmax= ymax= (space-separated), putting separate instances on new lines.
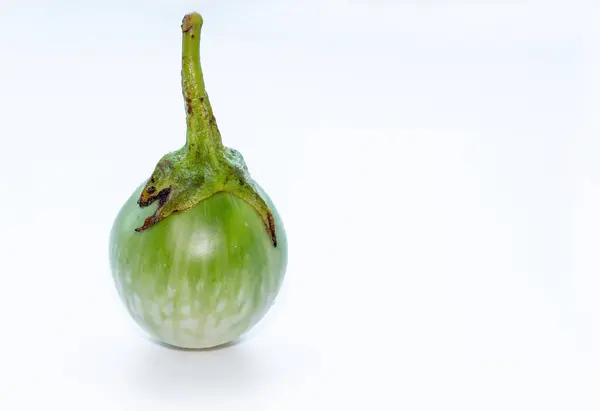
xmin=135 ymin=213 xmax=164 ymax=232
xmin=182 ymin=17 xmax=194 ymax=33
xmin=135 ymin=187 xmax=172 ymax=232
xmin=157 ymin=187 xmax=171 ymax=207
xmin=186 ymin=97 xmax=193 ymax=115
xmin=267 ymin=212 xmax=277 ymax=247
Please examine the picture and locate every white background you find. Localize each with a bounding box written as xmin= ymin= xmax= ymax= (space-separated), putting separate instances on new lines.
xmin=1 ymin=0 xmax=599 ymax=409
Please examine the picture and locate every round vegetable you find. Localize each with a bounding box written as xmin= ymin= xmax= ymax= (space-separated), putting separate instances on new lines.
xmin=109 ymin=12 xmax=287 ymax=349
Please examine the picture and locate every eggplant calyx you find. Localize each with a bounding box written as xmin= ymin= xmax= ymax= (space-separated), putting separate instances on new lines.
xmin=133 ymin=12 xmax=277 ymax=247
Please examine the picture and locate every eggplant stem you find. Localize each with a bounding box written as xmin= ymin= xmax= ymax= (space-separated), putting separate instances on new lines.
xmin=181 ymin=12 xmax=223 ymax=165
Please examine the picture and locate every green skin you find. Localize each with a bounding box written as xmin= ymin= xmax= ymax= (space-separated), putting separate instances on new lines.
xmin=109 ymin=12 xmax=287 ymax=349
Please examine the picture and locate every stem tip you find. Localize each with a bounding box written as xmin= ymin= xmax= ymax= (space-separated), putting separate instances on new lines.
xmin=182 ymin=12 xmax=203 ymax=33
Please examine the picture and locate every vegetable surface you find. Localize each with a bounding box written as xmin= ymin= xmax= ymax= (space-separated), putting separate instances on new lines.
xmin=109 ymin=12 xmax=287 ymax=349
